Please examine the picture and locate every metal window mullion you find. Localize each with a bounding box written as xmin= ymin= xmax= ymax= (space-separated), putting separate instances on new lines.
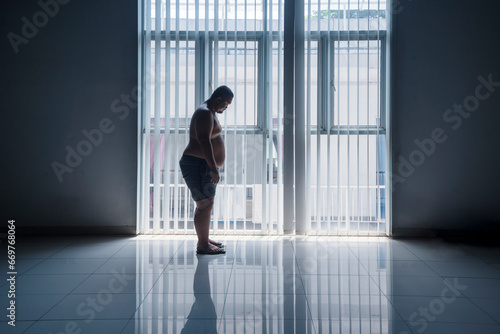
xmin=376 ymin=0 xmax=382 ymax=231
xmin=356 ymin=0 xmax=360 ymax=235
xmin=305 ymin=0 xmax=312 ymax=234
xmin=223 ymin=0 xmax=229 ymax=233
xmin=265 ymin=0 xmax=274 ymax=234
xmin=137 ymin=0 xmax=145 ymax=234
xmin=336 ymin=0 xmax=341 ymax=235
xmin=205 ymin=0 xmax=209 ymax=39
xmin=380 ymin=39 xmax=387 ymax=130
xmin=254 ymin=2 xmax=259 ymax=157
xmin=172 ymin=0 xmax=180 ymax=233
xmin=283 ymin=0 xmax=294 ymax=234
xmin=188 ymin=0 xmax=197 ymax=234
xmin=269 ymin=5 xmax=276 ymax=234
xmin=366 ymin=0 xmax=372 ymax=233
xmin=153 ymin=0 xmax=162 ymax=235
xmin=252 ymin=6 xmax=258 ymax=236
xmin=326 ymin=31 xmax=333 ymax=236
xmin=195 ymin=0 xmax=200 ymax=36
xmin=383 ymin=23 xmax=391 ymax=236
xmin=163 ymin=0 xmax=171 ymax=234
xmin=346 ymin=0 xmax=351 ymax=235
xmin=325 ymin=0 xmax=332 ymax=236
xmin=242 ymin=0 xmax=248 ymax=234
xmin=232 ymin=0 xmax=238 ymax=234
xmin=277 ymin=0 xmax=284 ymax=234
xmin=195 ymin=0 xmax=202 ymax=106
xmin=204 ymin=0 xmax=209 ymax=100
xmin=212 ymin=0 xmax=220 ymax=232
xmin=294 ymin=0 xmax=306 ymax=235
xmin=258 ymin=32 xmax=268 ymax=234
xmin=214 ymin=0 xmax=219 ymax=88
xmin=252 ymin=5 xmax=264 ymax=234
xmin=143 ymin=0 xmax=152 ymax=233
xmin=315 ymin=0 xmax=321 ymax=234
xmin=329 ymin=34 xmax=337 ymax=235
xmin=320 ymin=36 xmax=327 ymax=233
xmin=198 ymin=8 xmax=214 ymax=232
xmin=137 ymin=0 xmax=144 ymax=235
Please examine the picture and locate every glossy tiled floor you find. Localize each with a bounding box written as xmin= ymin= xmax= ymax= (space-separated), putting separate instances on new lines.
xmin=1 ymin=235 xmax=500 ymax=333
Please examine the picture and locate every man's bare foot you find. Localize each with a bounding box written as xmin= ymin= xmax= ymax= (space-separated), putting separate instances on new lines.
xmin=197 ymin=242 xmax=223 ymax=253
xmin=209 ymin=239 xmax=222 ymax=246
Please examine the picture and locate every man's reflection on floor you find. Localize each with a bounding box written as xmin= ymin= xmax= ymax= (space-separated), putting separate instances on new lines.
xmin=181 ymin=254 xmax=220 ymax=334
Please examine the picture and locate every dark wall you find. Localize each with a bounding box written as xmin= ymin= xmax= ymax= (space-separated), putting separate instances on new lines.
xmin=2 ymin=0 xmax=499 ymax=236
xmin=391 ymin=0 xmax=500 ymax=235
xmin=0 ymin=0 xmax=138 ymax=233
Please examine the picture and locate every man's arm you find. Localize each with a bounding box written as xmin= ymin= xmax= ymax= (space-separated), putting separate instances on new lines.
xmin=195 ymin=110 xmax=220 ymax=184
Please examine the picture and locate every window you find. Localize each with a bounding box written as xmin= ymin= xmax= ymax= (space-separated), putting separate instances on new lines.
xmin=139 ymin=0 xmax=388 ymax=235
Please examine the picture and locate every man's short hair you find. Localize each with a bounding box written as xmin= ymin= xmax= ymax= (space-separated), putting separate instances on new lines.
xmin=210 ymin=85 xmax=234 ymax=101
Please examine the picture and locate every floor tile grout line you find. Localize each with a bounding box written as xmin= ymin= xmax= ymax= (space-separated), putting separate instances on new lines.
xmin=117 ymin=237 xmax=188 ymax=334
xmin=386 ymin=294 xmax=500 ymax=329
xmin=19 ymin=238 xmax=142 ymax=330
xmin=456 ymin=291 xmax=500 ymax=326
xmin=291 ymin=239 xmax=318 ymax=334
xmin=13 ymin=240 xmax=83 ymax=278
xmin=395 ymin=238 xmax=494 ymax=265
xmin=217 ymin=239 xmax=237 ymax=332
xmin=396 ymin=246 xmax=445 ymax=277
xmin=8 ymin=236 xmax=500 ymax=333
xmin=115 ymin=236 xmax=228 ymax=332
xmin=128 ymin=236 xmax=188 ymax=313
xmin=12 ymin=236 xmax=130 ymax=334
xmin=47 ymin=240 xmax=140 ymax=296
xmin=20 ymin=238 xmax=133 ymax=276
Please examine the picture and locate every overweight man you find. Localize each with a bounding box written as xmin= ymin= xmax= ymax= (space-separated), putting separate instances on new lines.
xmin=179 ymin=85 xmax=233 ymax=255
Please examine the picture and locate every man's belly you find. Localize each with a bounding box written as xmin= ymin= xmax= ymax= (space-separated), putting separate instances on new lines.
xmin=212 ymin=136 xmax=225 ymax=168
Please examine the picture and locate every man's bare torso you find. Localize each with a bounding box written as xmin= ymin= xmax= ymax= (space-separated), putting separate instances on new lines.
xmin=183 ymin=103 xmax=225 ymax=168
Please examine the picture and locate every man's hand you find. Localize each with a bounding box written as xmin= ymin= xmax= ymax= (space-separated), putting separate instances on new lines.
xmin=210 ymin=168 xmax=220 ymax=184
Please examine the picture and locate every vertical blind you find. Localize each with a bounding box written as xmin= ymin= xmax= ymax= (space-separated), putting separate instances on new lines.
xmin=139 ymin=0 xmax=388 ymax=235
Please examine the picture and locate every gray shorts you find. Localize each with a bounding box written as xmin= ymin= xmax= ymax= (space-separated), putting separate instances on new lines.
xmin=179 ymin=155 xmax=216 ymax=202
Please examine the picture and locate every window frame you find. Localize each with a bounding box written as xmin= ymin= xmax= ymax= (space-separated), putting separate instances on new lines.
xmin=145 ymin=29 xmax=386 ymax=136
xmin=315 ymin=30 xmax=387 ymax=134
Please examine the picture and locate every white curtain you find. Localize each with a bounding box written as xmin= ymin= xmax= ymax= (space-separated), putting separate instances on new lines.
xmin=139 ymin=0 xmax=388 ymax=235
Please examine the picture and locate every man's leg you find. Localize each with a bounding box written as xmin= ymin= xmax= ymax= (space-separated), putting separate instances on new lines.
xmin=194 ymin=197 xmax=222 ymax=252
